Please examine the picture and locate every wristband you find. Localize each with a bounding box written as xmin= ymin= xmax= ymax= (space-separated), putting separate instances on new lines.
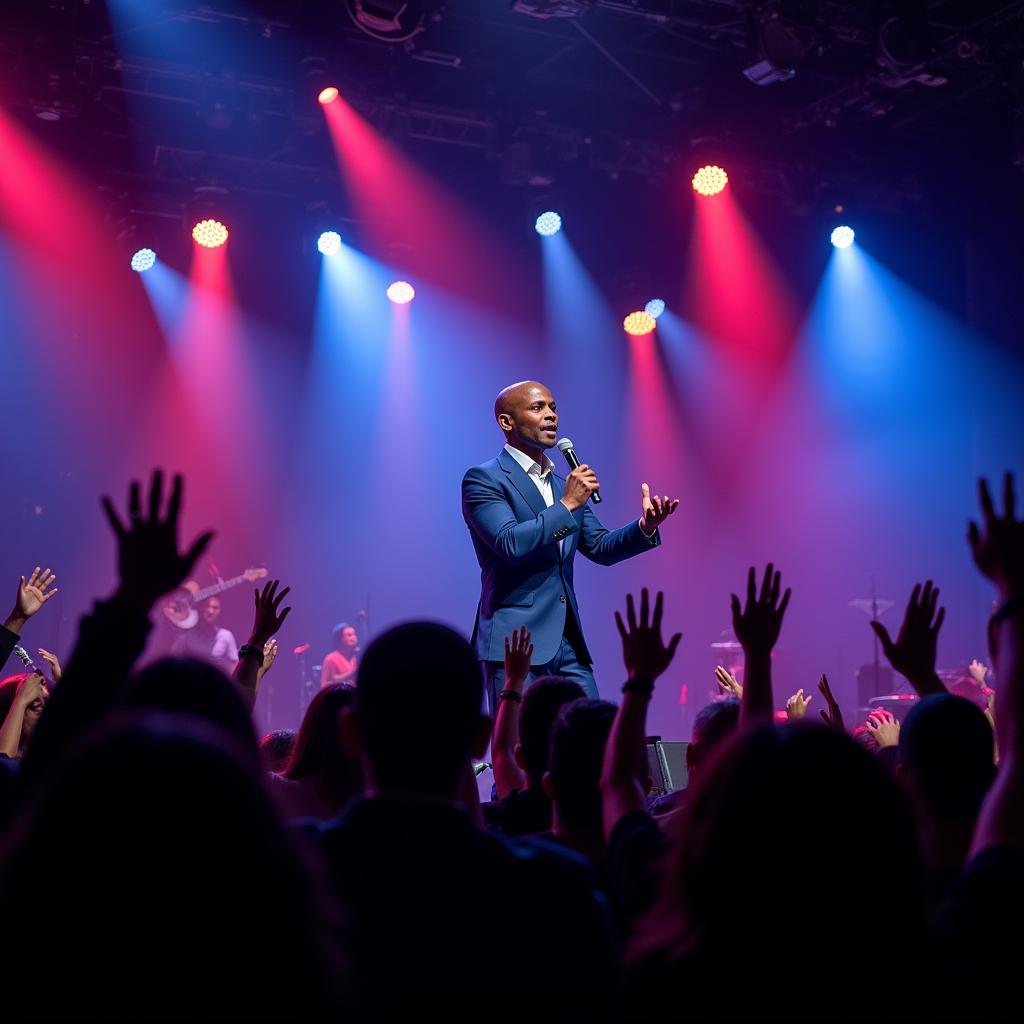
xmin=238 ymin=643 xmax=265 ymax=666
xmin=992 ymin=595 xmax=1024 ymax=627
xmin=498 ymin=690 xmax=522 ymax=704
xmin=622 ymin=677 xmax=655 ymax=696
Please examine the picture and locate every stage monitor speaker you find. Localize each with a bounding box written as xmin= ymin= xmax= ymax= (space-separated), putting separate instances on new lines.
xmin=645 ymin=737 xmax=689 ymax=796
xmin=856 ymin=663 xmax=894 ymax=706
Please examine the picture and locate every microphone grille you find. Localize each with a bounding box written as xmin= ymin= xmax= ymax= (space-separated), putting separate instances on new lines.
xmin=555 ymin=437 xmax=573 ymax=453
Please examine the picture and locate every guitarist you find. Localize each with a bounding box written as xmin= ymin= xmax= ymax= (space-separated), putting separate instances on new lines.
xmin=170 ymin=596 xmax=239 ymax=674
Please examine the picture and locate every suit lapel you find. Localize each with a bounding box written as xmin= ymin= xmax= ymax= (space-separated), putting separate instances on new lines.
xmin=499 ymin=449 xmax=548 ymax=519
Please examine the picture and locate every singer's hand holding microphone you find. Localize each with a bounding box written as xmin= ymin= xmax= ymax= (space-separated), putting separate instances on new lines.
xmin=560 ymin=464 xmax=600 ymax=512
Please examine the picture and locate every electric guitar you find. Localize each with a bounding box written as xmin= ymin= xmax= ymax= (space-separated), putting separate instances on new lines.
xmin=161 ymin=568 xmax=268 ymax=630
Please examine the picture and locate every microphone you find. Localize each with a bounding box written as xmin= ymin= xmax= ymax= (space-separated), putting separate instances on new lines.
xmin=555 ymin=437 xmax=601 ymax=503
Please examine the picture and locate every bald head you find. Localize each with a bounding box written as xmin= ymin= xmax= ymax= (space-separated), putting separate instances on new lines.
xmin=494 ymin=381 xmax=559 ymax=454
xmin=494 ymin=381 xmax=547 ymax=421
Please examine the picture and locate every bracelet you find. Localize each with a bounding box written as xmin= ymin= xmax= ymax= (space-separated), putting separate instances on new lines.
xmin=622 ymin=677 xmax=655 ymax=696
xmin=238 ymin=643 xmax=265 ymax=666
xmin=498 ymin=690 xmax=522 ymax=704
xmin=992 ymin=595 xmax=1024 ymax=627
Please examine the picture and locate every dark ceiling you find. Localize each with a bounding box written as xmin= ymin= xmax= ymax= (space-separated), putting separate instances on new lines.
xmin=2 ymin=1 xmax=1023 ymax=216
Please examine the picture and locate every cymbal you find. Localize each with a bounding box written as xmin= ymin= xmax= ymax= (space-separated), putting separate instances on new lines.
xmin=710 ymin=641 xmax=742 ymax=650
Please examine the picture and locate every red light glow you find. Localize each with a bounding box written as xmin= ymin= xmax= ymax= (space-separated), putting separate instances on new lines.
xmin=192 ymin=219 xmax=228 ymax=249
xmin=692 ymin=165 xmax=729 ymax=197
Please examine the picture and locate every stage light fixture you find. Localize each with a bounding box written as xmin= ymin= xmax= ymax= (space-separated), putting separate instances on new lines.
xmin=623 ymin=311 xmax=656 ymax=337
xmin=830 ymin=225 xmax=855 ymax=249
xmin=318 ymin=86 xmax=339 ymax=105
xmin=192 ymin=218 xmax=229 ymax=249
xmin=645 ymin=298 xmax=666 ymax=319
xmin=317 ymin=230 xmax=342 ymax=256
xmin=130 ymin=248 xmax=157 ymax=273
xmin=692 ymin=165 xmax=728 ymax=197
xmin=386 ymin=280 xmax=415 ymax=304
xmin=534 ymin=211 xmax=562 ymax=236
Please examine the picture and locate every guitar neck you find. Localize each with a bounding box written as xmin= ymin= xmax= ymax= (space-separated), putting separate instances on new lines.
xmin=192 ymin=575 xmax=252 ymax=602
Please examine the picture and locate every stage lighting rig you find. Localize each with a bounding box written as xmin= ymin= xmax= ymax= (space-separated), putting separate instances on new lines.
xmin=344 ymin=1 xmax=432 ymax=43
xmin=743 ymin=13 xmax=806 ymax=86
xmin=512 ymin=0 xmax=593 ymax=16
xmin=186 ymin=186 xmax=232 ymax=248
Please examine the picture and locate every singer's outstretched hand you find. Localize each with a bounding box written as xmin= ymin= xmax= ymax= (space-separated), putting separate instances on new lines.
xmin=639 ymin=483 xmax=680 ymax=535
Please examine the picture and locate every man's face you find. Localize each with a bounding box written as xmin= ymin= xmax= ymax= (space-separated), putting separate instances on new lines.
xmin=499 ymin=384 xmax=558 ymax=451
xmin=202 ymin=598 xmax=221 ymax=624
xmin=341 ymin=627 xmax=358 ymax=649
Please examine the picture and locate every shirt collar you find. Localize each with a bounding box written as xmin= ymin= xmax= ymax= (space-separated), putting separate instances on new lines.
xmin=504 ymin=442 xmax=554 ymax=479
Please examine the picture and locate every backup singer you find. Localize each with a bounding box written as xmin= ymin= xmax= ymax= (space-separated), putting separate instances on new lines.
xmin=462 ymin=380 xmax=679 ymax=709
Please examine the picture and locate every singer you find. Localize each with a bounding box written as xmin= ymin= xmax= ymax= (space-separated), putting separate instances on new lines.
xmin=462 ymin=380 xmax=679 ymax=708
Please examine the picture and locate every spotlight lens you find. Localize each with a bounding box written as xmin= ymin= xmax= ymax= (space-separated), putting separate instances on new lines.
xmin=691 ymin=164 xmax=728 ymax=197
xmin=623 ymin=311 xmax=657 ymax=336
xmin=830 ymin=225 xmax=855 ymax=249
xmin=192 ymin=218 xmax=229 ymax=249
xmin=317 ymin=230 xmax=342 ymax=256
xmin=386 ymin=280 xmax=415 ymax=305
xmin=130 ymin=248 xmax=157 ymax=273
xmin=534 ymin=211 xmax=562 ymax=236
xmin=318 ymin=86 xmax=339 ymax=105
xmin=644 ymin=298 xmax=666 ymax=319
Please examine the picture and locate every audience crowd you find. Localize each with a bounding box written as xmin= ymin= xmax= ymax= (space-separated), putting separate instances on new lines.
xmin=1 ymin=469 xmax=1022 ymax=1019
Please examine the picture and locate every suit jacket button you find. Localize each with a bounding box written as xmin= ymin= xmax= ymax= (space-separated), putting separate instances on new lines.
xmin=559 ymin=594 xmax=566 ymax=603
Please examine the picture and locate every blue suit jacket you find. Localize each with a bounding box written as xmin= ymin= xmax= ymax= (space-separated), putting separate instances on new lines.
xmin=462 ymin=449 xmax=660 ymax=665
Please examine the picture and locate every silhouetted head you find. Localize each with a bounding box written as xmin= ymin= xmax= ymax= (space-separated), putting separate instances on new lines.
xmin=0 ymin=712 xmax=345 ymax=1018
xmin=632 ymin=724 xmax=924 ymax=1009
xmin=495 ymin=381 xmax=558 ymax=452
xmin=346 ymin=622 xmax=488 ymax=799
xmin=899 ymin=693 xmax=995 ymax=820
xmin=285 ymin=684 xmax=363 ymax=808
xmin=123 ymin=658 xmax=260 ymax=769
xmin=685 ymin=697 xmax=740 ymax=780
xmin=259 ymin=729 xmax=297 ymax=774
xmin=518 ymin=676 xmax=586 ymax=789
xmin=544 ymin=698 xmax=616 ymax=832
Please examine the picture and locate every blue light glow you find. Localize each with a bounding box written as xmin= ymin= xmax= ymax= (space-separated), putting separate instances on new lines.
xmin=317 ymin=231 xmax=342 ymax=256
xmin=130 ymin=248 xmax=156 ymax=273
xmin=535 ymin=211 xmax=562 ymax=237
xmin=830 ymin=225 xmax=855 ymax=249
xmin=645 ymin=298 xmax=666 ymax=319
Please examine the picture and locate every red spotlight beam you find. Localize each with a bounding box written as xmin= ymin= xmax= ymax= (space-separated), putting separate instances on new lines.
xmin=321 ymin=94 xmax=529 ymax=307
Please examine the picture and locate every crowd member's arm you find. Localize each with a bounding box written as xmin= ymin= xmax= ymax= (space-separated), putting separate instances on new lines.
xmin=1 ymin=568 xmax=58 ymax=671
xmin=233 ymin=580 xmax=291 ymax=712
xmin=600 ymin=588 xmax=681 ymax=841
xmin=968 ymin=474 xmax=1024 ymax=857
xmin=19 ymin=471 xmax=213 ymax=790
xmin=257 ymin=638 xmax=278 ymax=685
xmin=492 ymin=626 xmax=532 ymax=798
xmin=0 ymin=674 xmax=46 ymax=757
xmin=37 ymin=648 xmax=62 ymax=684
xmin=715 ymin=665 xmax=742 ymax=698
xmin=870 ymin=581 xmax=947 ymax=698
xmin=817 ymin=673 xmax=845 ymax=731
xmin=785 ymin=687 xmax=812 ymax=720
xmin=732 ymin=564 xmax=791 ymax=728
xmin=865 ymin=708 xmax=900 ymax=749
